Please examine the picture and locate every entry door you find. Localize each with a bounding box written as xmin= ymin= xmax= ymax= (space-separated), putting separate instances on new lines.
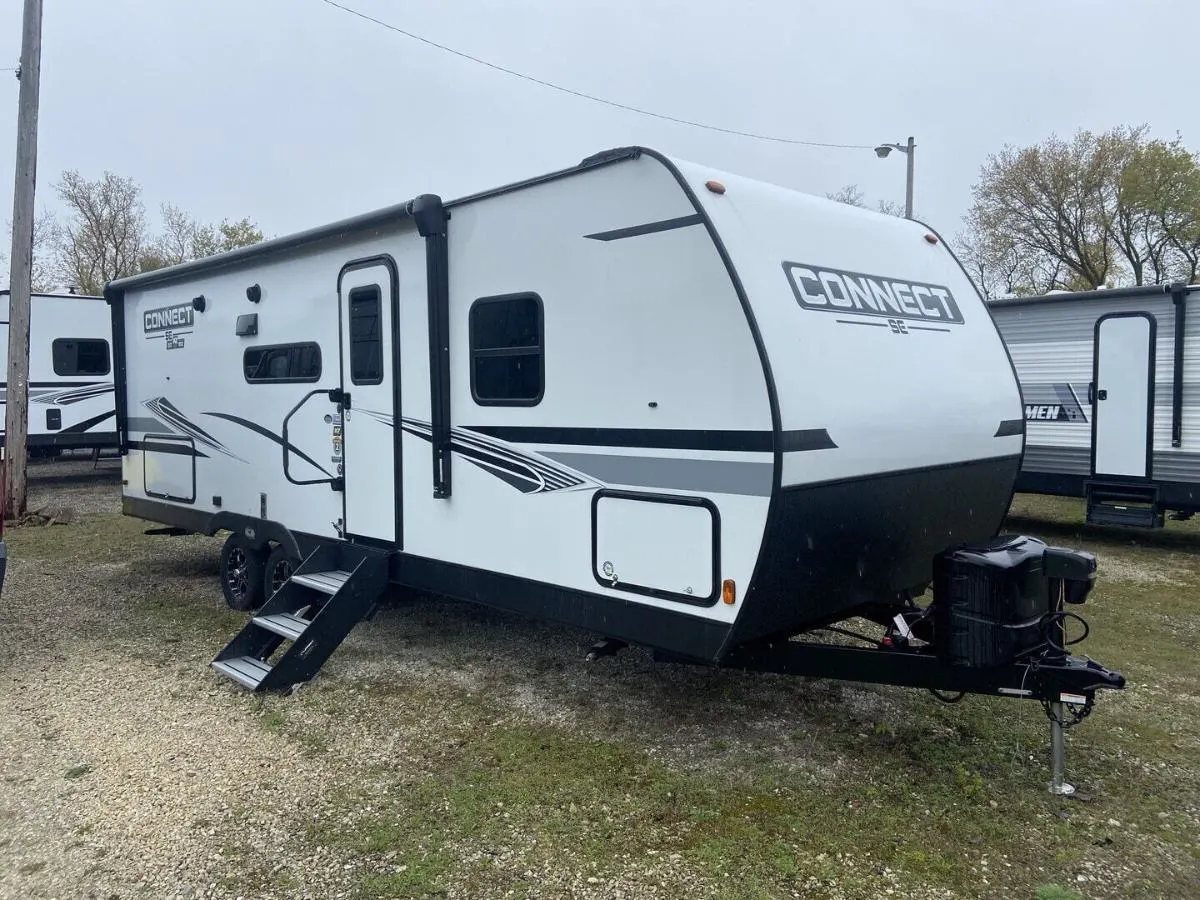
xmin=1093 ymin=313 xmax=1154 ymax=478
xmin=338 ymin=260 xmax=399 ymax=543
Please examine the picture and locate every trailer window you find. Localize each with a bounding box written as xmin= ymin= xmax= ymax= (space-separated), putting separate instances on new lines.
xmin=243 ymin=342 xmax=322 ymax=383
xmin=348 ymin=285 xmax=383 ymax=385
xmin=469 ymin=293 xmax=544 ymax=406
xmin=52 ymin=338 xmax=110 ymax=376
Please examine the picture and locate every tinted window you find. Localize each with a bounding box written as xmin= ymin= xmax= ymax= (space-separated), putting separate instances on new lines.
xmin=349 ymin=286 xmax=383 ymax=385
xmin=243 ymin=343 xmax=322 ymax=383
xmin=52 ymin=339 xmax=110 ymax=376
xmin=470 ymin=294 xmax=543 ymax=405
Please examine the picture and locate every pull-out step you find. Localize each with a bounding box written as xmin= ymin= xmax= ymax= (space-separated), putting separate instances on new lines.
xmin=1085 ymin=480 xmax=1163 ymax=529
xmin=211 ymin=543 xmax=389 ymax=692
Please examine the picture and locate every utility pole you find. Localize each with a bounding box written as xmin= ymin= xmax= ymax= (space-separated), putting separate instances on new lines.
xmin=903 ymin=135 xmax=915 ymax=220
xmin=5 ymin=0 xmax=44 ymax=519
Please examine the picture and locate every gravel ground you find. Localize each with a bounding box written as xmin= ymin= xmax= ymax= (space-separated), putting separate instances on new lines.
xmin=1 ymin=459 xmax=1196 ymax=899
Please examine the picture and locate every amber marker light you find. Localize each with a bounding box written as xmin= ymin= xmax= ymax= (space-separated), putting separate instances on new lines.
xmin=722 ymin=579 xmax=736 ymax=605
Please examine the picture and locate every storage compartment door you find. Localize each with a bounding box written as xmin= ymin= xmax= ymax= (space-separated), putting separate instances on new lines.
xmin=592 ymin=491 xmax=719 ymax=603
xmin=1093 ymin=314 xmax=1154 ymax=478
xmin=142 ymin=434 xmax=196 ymax=503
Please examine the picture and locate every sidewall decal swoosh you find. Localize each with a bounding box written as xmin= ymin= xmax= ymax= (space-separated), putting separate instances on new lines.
xmin=202 ymin=412 xmax=332 ymax=477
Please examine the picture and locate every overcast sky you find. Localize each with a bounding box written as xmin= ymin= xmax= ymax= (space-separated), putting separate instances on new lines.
xmin=3 ymin=0 xmax=1199 ymax=254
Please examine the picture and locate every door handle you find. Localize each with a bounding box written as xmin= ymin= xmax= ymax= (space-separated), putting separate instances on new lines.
xmin=1088 ymin=382 xmax=1094 ymax=404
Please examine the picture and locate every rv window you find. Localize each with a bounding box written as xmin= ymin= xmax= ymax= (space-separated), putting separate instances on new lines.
xmin=469 ymin=293 xmax=544 ymax=406
xmin=348 ymin=285 xmax=383 ymax=385
xmin=52 ymin=338 xmax=110 ymax=376
xmin=243 ymin=342 xmax=322 ymax=383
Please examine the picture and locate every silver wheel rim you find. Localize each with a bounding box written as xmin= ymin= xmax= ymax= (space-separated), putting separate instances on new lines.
xmin=225 ymin=547 xmax=250 ymax=601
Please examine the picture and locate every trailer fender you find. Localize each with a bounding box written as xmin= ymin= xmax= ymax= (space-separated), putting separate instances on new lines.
xmin=208 ymin=512 xmax=301 ymax=560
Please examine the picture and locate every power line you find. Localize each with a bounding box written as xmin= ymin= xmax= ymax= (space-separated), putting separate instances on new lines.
xmin=316 ymin=0 xmax=873 ymax=150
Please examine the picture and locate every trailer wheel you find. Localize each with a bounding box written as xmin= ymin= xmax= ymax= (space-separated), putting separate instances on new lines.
xmin=219 ymin=535 xmax=267 ymax=611
xmin=264 ymin=544 xmax=300 ymax=601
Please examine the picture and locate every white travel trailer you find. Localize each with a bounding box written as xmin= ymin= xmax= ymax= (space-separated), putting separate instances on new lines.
xmin=990 ymin=284 xmax=1200 ymax=528
xmin=104 ymin=147 xmax=1121 ymax=770
xmin=0 ymin=290 xmax=118 ymax=456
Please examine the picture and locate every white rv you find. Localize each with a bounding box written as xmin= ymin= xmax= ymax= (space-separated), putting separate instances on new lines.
xmin=103 ymin=147 xmax=1121 ymax=741
xmin=990 ymin=284 xmax=1200 ymax=528
xmin=0 ymin=290 xmax=117 ymax=456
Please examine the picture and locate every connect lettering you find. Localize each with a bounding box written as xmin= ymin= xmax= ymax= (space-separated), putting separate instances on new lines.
xmin=143 ymin=303 xmax=195 ymax=333
xmin=782 ymin=261 xmax=965 ymax=326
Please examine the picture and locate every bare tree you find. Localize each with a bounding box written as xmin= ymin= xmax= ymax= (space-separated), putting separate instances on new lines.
xmin=43 ymin=171 xmax=266 ymax=291
xmin=826 ymin=183 xmax=904 ymax=217
xmin=52 ymin=170 xmax=146 ymax=295
xmin=826 ymin=184 xmax=865 ymax=207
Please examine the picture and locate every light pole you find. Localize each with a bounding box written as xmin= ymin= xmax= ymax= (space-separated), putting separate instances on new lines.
xmin=874 ymin=136 xmax=915 ymax=219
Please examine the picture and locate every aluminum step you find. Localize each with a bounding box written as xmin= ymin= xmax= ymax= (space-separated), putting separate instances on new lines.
xmin=211 ymin=655 xmax=272 ymax=690
xmin=253 ymin=612 xmax=312 ymax=641
xmin=291 ymin=570 xmax=352 ymax=595
xmin=1087 ymin=502 xmax=1162 ymax=528
xmin=1085 ymin=480 xmax=1163 ymax=528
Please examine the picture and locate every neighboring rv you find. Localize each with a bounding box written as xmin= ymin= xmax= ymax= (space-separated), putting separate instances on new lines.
xmin=990 ymin=284 xmax=1200 ymax=528
xmin=0 ymin=291 xmax=118 ymax=456
xmin=102 ymin=146 xmax=1121 ymax=745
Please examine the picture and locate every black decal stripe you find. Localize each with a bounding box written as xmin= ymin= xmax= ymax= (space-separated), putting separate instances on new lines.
xmin=202 ymin=412 xmax=333 ymax=477
xmin=468 ymin=426 xmax=773 ymax=452
xmin=995 ymin=419 xmax=1025 ymax=437
xmin=129 ymin=439 xmax=208 ymax=458
xmin=60 ymin=409 xmax=117 ymax=434
xmin=779 ymin=429 xmax=838 ymax=452
xmin=583 ymin=214 xmax=703 ymax=242
xmin=467 ymin=425 xmax=834 ymax=454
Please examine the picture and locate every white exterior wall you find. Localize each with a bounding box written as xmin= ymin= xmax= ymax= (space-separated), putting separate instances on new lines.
xmin=676 ymin=159 xmax=1023 ymax=486
xmin=402 ymin=156 xmax=772 ymax=625
xmin=0 ymin=292 xmax=116 ymax=444
xmin=120 ymin=155 xmax=774 ymax=627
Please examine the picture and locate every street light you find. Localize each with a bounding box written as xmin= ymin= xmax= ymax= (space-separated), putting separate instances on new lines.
xmin=874 ymin=136 xmax=915 ymax=219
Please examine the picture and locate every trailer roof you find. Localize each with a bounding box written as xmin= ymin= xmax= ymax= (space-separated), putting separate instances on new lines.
xmin=0 ymin=290 xmax=104 ymax=300
xmin=987 ymin=283 xmax=1200 ymax=308
xmin=106 ymin=147 xmax=655 ymax=295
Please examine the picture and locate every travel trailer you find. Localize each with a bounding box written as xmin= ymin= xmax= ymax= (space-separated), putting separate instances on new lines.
xmin=990 ymin=283 xmax=1200 ymax=528
xmin=103 ymin=147 xmax=1121 ymax=785
xmin=0 ymin=290 xmax=117 ymax=456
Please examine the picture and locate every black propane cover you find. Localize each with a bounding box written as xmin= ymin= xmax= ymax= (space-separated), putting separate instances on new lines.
xmin=932 ymin=535 xmax=1051 ymax=669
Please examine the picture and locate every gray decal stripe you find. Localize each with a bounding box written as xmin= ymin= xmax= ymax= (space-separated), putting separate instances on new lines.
xmin=583 ymin=214 xmax=703 ymax=242
xmin=127 ymin=416 xmax=167 ymax=433
xmin=994 ymin=419 xmax=1025 ymax=437
xmin=544 ymin=452 xmax=773 ymax=497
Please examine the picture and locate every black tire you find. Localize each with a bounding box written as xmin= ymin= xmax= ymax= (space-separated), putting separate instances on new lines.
xmin=219 ymin=534 xmax=267 ymax=611
xmin=264 ymin=544 xmax=300 ymax=601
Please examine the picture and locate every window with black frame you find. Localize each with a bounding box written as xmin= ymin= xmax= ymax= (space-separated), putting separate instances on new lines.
xmin=52 ymin=338 xmax=110 ymax=376
xmin=469 ymin=293 xmax=544 ymax=405
xmin=243 ymin=343 xmax=322 ymax=383
xmin=348 ymin=285 xmax=383 ymax=385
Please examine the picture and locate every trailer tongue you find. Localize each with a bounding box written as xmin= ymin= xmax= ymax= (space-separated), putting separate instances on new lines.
xmin=668 ymin=534 xmax=1124 ymax=795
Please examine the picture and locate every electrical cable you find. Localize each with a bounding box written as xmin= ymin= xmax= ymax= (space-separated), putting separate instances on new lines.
xmin=316 ymin=0 xmax=875 ymax=149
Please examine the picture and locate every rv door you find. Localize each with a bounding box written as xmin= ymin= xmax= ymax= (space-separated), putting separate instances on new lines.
xmin=1092 ymin=313 xmax=1155 ymax=479
xmin=338 ymin=259 xmax=400 ymax=544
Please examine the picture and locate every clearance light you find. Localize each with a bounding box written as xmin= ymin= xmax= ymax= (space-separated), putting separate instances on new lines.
xmin=722 ymin=579 xmax=737 ymax=605
xmin=705 ymin=180 xmax=726 ymax=195
xmin=924 ymin=233 xmax=938 ymax=244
